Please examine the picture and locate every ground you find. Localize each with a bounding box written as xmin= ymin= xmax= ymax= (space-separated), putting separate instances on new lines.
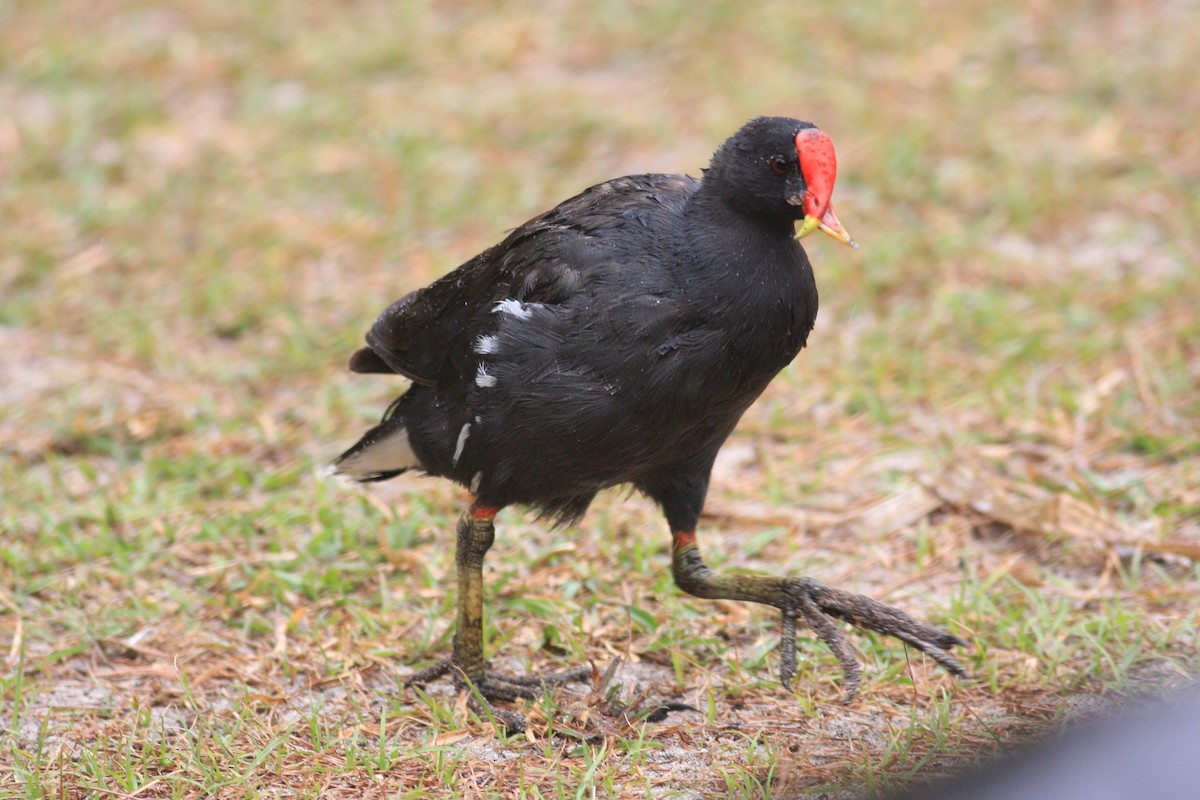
xmin=1 ymin=0 xmax=1199 ymax=797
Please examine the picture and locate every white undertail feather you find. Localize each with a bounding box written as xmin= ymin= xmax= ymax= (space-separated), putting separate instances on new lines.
xmin=452 ymin=423 xmax=471 ymax=465
xmin=335 ymin=427 xmax=418 ymax=479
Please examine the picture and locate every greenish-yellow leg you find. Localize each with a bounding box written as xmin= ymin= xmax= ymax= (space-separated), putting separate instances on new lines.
xmin=406 ymin=505 xmax=590 ymax=728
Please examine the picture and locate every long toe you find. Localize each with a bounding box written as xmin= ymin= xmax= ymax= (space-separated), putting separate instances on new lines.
xmin=463 ymin=694 xmax=527 ymax=734
xmin=476 ymin=674 xmax=552 ymax=702
xmin=495 ymin=666 xmax=593 ymax=688
xmin=405 ymin=658 xmax=592 ymax=701
xmin=804 ymin=581 xmax=968 ymax=676
xmin=405 ymin=658 xmax=453 ymax=686
xmin=775 ymin=579 xmax=967 ymax=698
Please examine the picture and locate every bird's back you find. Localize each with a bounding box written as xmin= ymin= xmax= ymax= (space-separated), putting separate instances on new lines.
xmin=349 ymin=172 xmax=700 ymax=388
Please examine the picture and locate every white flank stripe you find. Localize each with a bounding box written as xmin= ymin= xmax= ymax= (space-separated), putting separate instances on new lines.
xmin=475 ymin=365 xmax=497 ymax=388
xmin=492 ymin=298 xmax=533 ymax=319
xmin=452 ymin=423 xmax=471 ymax=465
xmin=470 ymin=471 xmax=483 ymax=494
xmin=474 ymin=335 xmax=500 ymax=355
xmin=336 ymin=427 xmax=418 ymax=478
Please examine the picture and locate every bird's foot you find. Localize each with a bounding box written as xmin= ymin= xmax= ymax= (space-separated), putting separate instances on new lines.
xmin=406 ymin=659 xmax=592 ymax=732
xmin=407 ymin=658 xmax=592 ymax=700
xmin=777 ymin=578 xmax=967 ymax=702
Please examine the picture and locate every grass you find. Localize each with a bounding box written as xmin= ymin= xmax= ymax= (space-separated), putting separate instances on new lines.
xmin=2 ymin=0 xmax=1199 ymax=796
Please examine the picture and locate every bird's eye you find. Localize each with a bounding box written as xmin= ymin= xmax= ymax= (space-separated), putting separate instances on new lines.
xmin=769 ymin=157 xmax=789 ymax=175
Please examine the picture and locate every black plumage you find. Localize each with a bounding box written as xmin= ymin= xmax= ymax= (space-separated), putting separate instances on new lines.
xmin=341 ymin=121 xmax=818 ymax=522
xmin=336 ymin=117 xmax=963 ymax=722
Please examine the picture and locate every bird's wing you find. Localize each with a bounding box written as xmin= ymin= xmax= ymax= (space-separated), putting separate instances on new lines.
xmin=348 ymin=173 xmax=698 ymax=387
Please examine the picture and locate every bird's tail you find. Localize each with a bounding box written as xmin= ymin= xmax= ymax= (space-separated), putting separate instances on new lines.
xmin=334 ymin=405 xmax=420 ymax=483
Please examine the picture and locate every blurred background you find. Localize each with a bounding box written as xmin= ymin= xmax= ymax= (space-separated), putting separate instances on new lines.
xmin=3 ymin=2 xmax=1197 ymax=424
xmin=2 ymin=0 xmax=1198 ymax=795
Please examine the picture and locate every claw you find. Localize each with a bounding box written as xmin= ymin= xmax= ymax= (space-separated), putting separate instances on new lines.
xmin=640 ymin=701 xmax=699 ymax=723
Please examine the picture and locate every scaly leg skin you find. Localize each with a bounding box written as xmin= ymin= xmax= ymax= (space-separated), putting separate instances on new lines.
xmin=405 ymin=504 xmax=590 ymax=731
xmin=670 ymin=530 xmax=967 ymax=702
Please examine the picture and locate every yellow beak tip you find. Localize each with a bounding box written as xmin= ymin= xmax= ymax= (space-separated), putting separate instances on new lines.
xmin=796 ymin=216 xmax=821 ymax=239
xmin=797 ymin=210 xmax=856 ymax=248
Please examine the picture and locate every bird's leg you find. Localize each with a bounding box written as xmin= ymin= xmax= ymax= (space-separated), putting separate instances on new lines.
xmin=406 ymin=503 xmax=589 ymax=725
xmin=452 ymin=503 xmax=497 ymax=684
xmin=670 ymin=529 xmax=966 ymax=702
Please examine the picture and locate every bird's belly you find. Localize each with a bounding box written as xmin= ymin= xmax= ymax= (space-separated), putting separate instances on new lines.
xmin=463 ymin=358 xmax=776 ymax=501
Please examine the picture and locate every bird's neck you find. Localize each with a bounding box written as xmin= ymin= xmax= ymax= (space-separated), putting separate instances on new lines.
xmin=675 ymin=179 xmax=819 ymax=366
xmin=681 ymin=184 xmax=803 ymax=281
xmin=686 ymin=179 xmax=798 ymax=240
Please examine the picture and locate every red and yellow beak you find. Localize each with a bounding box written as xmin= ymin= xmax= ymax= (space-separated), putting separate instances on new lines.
xmin=794 ymin=128 xmax=858 ymax=248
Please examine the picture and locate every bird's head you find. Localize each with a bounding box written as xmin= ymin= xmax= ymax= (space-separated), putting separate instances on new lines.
xmin=706 ymin=116 xmax=857 ymax=248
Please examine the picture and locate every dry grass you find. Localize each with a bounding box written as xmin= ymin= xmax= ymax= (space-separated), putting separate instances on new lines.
xmin=2 ymin=0 xmax=1199 ymax=797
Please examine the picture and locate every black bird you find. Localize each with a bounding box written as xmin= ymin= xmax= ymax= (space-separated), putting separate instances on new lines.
xmin=336 ymin=117 xmax=965 ymax=719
